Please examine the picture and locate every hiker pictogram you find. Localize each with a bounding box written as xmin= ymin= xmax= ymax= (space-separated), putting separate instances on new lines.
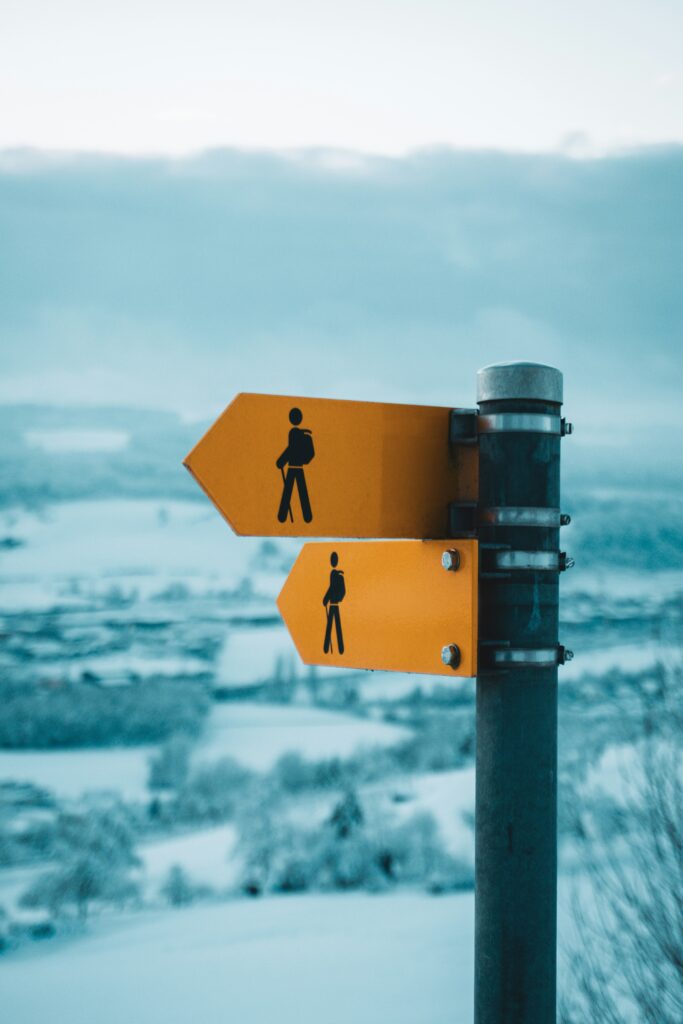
xmin=322 ymin=551 xmax=345 ymax=654
xmin=276 ymin=407 xmax=314 ymax=523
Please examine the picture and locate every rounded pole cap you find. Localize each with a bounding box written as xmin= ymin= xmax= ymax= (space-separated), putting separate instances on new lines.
xmin=477 ymin=362 xmax=563 ymax=404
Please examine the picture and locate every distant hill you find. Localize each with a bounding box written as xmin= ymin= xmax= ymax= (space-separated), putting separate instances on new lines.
xmin=0 ymin=404 xmax=204 ymax=507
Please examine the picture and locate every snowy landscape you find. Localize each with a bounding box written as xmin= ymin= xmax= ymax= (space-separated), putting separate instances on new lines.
xmin=0 ymin=407 xmax=681 ymax=1023
xmin=4 ymin=2 xmax=683 ymax=1012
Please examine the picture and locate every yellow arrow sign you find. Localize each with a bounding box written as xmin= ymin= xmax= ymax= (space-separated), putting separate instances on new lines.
xmin=277 ymin=540 xmax=478 ymax=677
xmin=184 ymin=394 xmax=477 ymax=537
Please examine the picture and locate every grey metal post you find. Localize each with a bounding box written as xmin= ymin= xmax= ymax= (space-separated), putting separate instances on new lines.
xmin=474 ymin=362 xmax=567 ymax=1024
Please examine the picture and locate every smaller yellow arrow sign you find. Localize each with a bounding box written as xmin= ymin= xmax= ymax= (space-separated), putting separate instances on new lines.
xmin=277 ymin=540 xmax=478 ymax=677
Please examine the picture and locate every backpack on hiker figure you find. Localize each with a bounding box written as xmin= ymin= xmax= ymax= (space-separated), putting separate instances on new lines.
xmin=288 ymin=428 xmax=315 ymax=466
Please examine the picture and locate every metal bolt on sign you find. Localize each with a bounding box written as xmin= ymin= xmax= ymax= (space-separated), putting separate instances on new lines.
xmin=441 ymin=643 xmax=461 ymax=669
xmin=441 ymin=548 xmax=461 ymax=572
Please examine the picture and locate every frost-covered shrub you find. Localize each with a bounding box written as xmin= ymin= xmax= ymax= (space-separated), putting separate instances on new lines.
xmin=271 ymin=751 xmax=351 ymax=793
xmin=425 ymin=852 xmax=475 ymax=894
xmin=267 ymin=720 xmax=475 ymax=801
xmin=169 ymin=758 xmax=253 ymax=824
xmin=391 ymin=719 xmax=474 ymax=773
xmin=0 ymin=905 xmax=9 ymax=954
xmin=237 ymin=789 xmax=473 ymax=897
xmin=161 ymin=865 xmax=211 ymax=907
xmin=0 ymin=815 xmax=57 ymax=867
xmin=148 ymin=734 xmax=192 ymax=791
xmin=19 ymin=803 xmax=140 ymax=920
xmin=560 ymin=661 xmax=683 ymax=1024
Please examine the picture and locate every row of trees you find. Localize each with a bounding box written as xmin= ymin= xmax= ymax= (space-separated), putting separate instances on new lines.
xmin=1 ymin=679 xmax=210 ymax=748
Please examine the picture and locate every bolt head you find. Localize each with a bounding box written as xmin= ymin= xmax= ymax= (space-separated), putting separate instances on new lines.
xmin=560 ymin=513 xmax=571 ymax=527
xmin=560 ymin=552 xmax=576 ymax=571
xmin=441 ymin=644 xmax=461 ymax=669
xmin=564 ymin=649 xmax=574 ymax=662
xmin=441 ymin=549 xmax=460 ymax=572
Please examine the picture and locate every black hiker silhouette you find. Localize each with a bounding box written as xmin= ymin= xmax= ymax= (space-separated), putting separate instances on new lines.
xmin=276 ymin=407 xmax=314 ymax=523
xmin=322 ymin=551 xmax=345 ymax=654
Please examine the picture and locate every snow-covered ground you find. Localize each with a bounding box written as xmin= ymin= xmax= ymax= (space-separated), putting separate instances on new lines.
xmin=0 ymin=499 xmax=297 ymax=606
xmin=140 ymin=824 xmax=240 ymax=897
xmin=196 ymin=702 xmax=411 ymax=771
xmin=0 ymin=891 xmax=475 ymax=1024
xmin=0 ymin=744 xmax=155 ymax=802
xmin=216 ymin=624 xmax=304 ymax=690
xmin=356 ymin=671 xmax=475 ymax=701
xmin=398 ymin=770 xmax=475 ymax=862
xmin=1 ymin=490 xmax=680 ymax=1016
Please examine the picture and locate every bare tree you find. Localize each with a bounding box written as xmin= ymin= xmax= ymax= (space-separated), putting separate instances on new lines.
xmin=560 ymin=662 xmax=683 ymax=1023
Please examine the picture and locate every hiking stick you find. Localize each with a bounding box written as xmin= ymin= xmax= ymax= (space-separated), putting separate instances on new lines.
xmin=280 ymin=467 xmax=294 ymax=523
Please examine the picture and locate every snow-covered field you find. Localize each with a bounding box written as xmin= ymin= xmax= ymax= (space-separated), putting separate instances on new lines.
xmin=197 ymin=702 xmax=411 ymax=771
xmin=0 ymin=744 xmax=155 ymax=802
xmin=0 ymin=891 xmax=475 ymax=1024
xmin=140 ymin=824 xmax=240 ymax=896
xmin=0 ymin=702 xmax=411 ymax=800
xmin=398 ymin=770 xmax=475 ymax=861
xmin=1 ymin=490 xmax=680 ymax=1018
xmin=0 ymin=499 xmax=298 ymax=606
xmin=356 ymin=671 xmax=474 ymax=701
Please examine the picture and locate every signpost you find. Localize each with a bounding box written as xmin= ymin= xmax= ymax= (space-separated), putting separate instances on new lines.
xmin=183 ymin=392 xmax=477 ymax=537
xmin=474 ymin=363 xmax=569 ymax=1024
xmin=184 ymin=362 xmax=572 ymax=1024
xmin=277 ymin=540 xmax=478 ymax=677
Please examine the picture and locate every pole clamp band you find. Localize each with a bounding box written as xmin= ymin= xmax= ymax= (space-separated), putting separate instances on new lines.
xmin=480 ymin=507 xmax=562 ymax=528
xmin=451 ymin=410 xmax=574 ymax=443
xmin=478 ymin=413 xmax=561 ymax=435
xmin=449 ymin=505 xmax=571 ymax=536
xmin=480 ymin=644 xmax=574 ymax=669
xmin=487 ymin=549 xmax=574 ymax=572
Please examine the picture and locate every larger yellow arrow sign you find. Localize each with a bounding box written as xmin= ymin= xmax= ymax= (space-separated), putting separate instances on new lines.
xmin=184 ymin=393 xmax=477 ymax=538
xmin=277 ymin=540 xmax=478 ymax=677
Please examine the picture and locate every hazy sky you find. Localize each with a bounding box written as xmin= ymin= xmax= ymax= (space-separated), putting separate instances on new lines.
xmin=2 ymin=2 xmax=681 ymax=471
xmin=2 ymin=0 xmax=683 ymax=155
xmin=1 ymin=146 xmax=681 ymax=450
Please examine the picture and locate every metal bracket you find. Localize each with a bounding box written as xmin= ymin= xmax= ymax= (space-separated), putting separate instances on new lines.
xmin=449 ymin=409 xmax=478 ymax=445
xmin=479 ymin=644 xmax=574 ymax=670
xmin=451 ymin=410 xmax=574 ymax=442
xmin=448 ymin=501 xmax=478 ymax=537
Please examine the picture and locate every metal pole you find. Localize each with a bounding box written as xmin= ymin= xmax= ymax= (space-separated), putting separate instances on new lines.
xmin=474 ymin=362 xmax=566 ymax=1024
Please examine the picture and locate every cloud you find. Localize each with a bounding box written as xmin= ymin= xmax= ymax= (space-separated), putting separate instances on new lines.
xmin=0 ymin=145 xmax=681 ymax=456
xmin=157 ymin=107 xmax=218 ymax=124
